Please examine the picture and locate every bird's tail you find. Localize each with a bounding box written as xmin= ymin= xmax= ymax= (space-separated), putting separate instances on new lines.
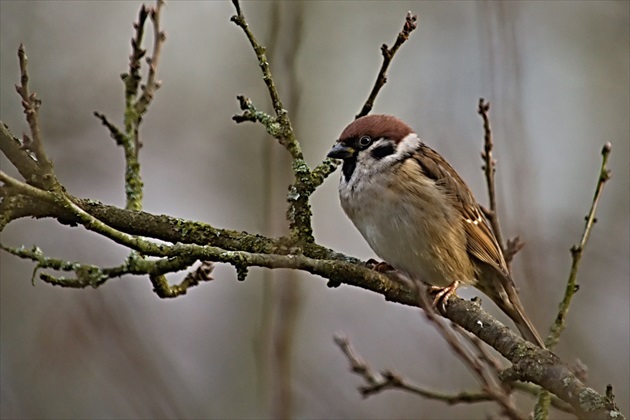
xmin=477 ymin=268 xmax=546 ymax=348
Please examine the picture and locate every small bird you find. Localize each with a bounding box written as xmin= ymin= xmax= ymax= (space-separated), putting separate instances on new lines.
xmin=327 ymin=114 xmax=545 ymax=347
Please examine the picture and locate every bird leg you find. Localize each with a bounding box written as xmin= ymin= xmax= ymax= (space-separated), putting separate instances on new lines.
xmin=428 ymin=280 xmax=460 ymax=312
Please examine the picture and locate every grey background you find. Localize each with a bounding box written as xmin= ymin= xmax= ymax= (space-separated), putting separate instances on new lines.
xmin=1 ymin=1 xmax=628 ymax=418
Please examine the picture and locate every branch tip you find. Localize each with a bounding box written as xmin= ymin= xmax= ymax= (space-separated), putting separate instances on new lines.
xmin=356 ymin=11 xmax=418 ymax=119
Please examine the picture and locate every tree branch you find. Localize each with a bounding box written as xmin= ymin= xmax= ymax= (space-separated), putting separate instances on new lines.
xmin=0 ymin=163 xmax=622 ymax=417
xmin=356 ymin=12 xmax=418 ymax=119
xmin=335 ymin=335 xmax=493 ymax=403
xmin=335 ymin=335 xmax=574 ymax=414
xmin=535 ymin=142 xmax=614 ymax=418
xmin=0 ymin=3 xmax=623 ymax=419
xmin=15 ymin=44 xmax=55 ymax=186
xmin=416 ymin=284 xmax=524 ymax=420
xmin=230 ymin=0 xmax=302 ymax=162
xmin=546 ymin=142 xmax=612 ymax=349
xmin=477 ymin=99 xmax=508 ymax=255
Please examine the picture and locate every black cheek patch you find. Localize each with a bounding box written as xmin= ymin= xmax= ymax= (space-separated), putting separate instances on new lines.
xmin=370 ymin=143 xmax=395 ymax=160
xmin=342 ymin=158 xmax=357 ymax=182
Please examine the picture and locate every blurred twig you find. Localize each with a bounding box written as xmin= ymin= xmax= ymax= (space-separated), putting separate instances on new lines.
xmin=336 ymin=335 xmax=523 ymax=409
xmin=416 ymin=284 xmax=525 ymax=420
xmin=335 ymin=333 xmax=573 ymax=414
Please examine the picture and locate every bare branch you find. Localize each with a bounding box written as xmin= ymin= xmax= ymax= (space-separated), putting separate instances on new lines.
xmin=14 ymin=44 xmax=58 ymax=190
xmin=416 ymin=285 xmax=525 ymax=420
xmin=93 ymin=111 xmax=126 ymax=146
xmin=336 ymin=343 xmax=580 ymax=416
xmin=1 ymin=163 xmax=623 ymax=418
xmin=314 ymin=13 xmax=419 ymax=186
xmin=230 ymin=0 xmax=302 ymax=161
xmin=335 ymin=335 xmax=493 ymax=402
xmin=546 ymin=142 xmax=612 ymax=348
xmin=535 ymin=143 xmax=614 ymax=418
xmin=135 ymin=0 xmax=165 ymax=116
xmin=114 ymin=0 xmax=166 ymax=211
xmin=0 ymin=122 xmax=39 ymax=186
xmin=356 ymin=12 xmax=418 ymax=119
xmin=15 ymin=45 xmax=47 ymax=173
xmin=477 ymin=99 xmax=507 ymax=256
xmin=0 ymin=4 xmax=623 ymax=419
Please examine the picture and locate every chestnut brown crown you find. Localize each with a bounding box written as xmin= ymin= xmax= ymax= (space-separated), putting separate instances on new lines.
xmin=338 ymin=115 xmax=413 ymax=144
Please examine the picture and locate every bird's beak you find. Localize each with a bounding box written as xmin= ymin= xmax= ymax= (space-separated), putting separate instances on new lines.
xmin=327 ymin=143 xmax=355 ymax=159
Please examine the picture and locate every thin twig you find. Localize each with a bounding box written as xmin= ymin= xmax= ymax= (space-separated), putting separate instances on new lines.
xmin=504 ymin=236 xmax=525 ymax=266
xmin=116 ymin=0 xmax=165 ymax=211
xmin=0 ymin=242 xmax=213 ymax=296
xmin=334 ymin=335 xmax=494 ymax=404
xmin=334 ymin=334 xmax=580 ymax=412
xmin=535 ymin=143 xmax=613 ymax=419
xmin=312 ymin=12 xmax=419 ymax=196
xmin=123 ymin=4 xmax=148 ymax=104
xmin=93 ymin=112 xmax=126 ymax=145
xmin=231 ymin=0 xmax=317 ymax=243
xmin=310 ymin=158 xmax=339 ymax=189
xmin=452 ymin=322 xmax=504 ymax=377
xmin=511 ymin=383 xmax=575 ymax=414
xmin=546 ymin=142 xmax=612 ymax=348
xmin=150 ymin=260 xmax=215 ymax=298
xmin=356 ymin=12 xmax=418 ymax=119
xmin=14 ymin=44 xmax=56 ymax=189
xmin=135 ymin=0 xmax=165 ymax=117
xmin=119 ymin=2 xmax=149 ymax=209
xmin=416 ymin=285 xmax=525 ymax=420
xmin=478 ymin=98 xmax=506 ymax=256
xmin=231 ymin=0 xmax=302 ymax=161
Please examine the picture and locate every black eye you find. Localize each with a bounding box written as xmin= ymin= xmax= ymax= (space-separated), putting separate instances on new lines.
xmin=358 ymin=135 xmax=372 ymax=147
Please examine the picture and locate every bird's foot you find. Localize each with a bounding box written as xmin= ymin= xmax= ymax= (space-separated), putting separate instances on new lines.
xmin=427 ymin=281 xmax=459 ymax=312
xmin=366 ymin=259 xmax=395 ymax=273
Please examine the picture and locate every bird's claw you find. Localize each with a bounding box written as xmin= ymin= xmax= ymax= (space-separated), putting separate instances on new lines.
xmin=428 ymin=281 xmax=459 ymax=313
xmin=366 ymin=259 xmax=395 ymax=273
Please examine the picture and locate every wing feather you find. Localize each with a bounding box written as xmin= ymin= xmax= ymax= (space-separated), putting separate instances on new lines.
xmin=413 ymin=144 xmax=507 ymax=274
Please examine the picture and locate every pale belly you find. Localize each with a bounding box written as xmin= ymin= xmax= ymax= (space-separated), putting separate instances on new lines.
xmin=340 ymin=178 xmax=473 ymax=287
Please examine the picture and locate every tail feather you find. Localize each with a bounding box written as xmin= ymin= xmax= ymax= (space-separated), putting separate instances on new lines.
xmin=509 ymin=298 xmax=546 ymax=348
xmin=477 ymin=267 xmax=546 ymax=348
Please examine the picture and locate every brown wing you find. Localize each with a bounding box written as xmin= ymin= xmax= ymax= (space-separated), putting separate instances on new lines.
xmin=413 ymin=144 xmax=507 ymax=275
xmin=413 ymin=144 xmax=544 ymax=347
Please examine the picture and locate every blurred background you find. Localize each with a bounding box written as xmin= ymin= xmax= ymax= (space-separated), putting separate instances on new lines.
xmin=1 ymin=1 xmax=628 ymax=418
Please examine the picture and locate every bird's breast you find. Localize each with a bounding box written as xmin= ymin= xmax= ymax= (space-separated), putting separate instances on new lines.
xmin=338 ymin=167 xmax=473 ymax=287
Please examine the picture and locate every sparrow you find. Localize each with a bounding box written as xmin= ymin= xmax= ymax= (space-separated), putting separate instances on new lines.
xmin=327 ymin=114 xmax=545 ymax=347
